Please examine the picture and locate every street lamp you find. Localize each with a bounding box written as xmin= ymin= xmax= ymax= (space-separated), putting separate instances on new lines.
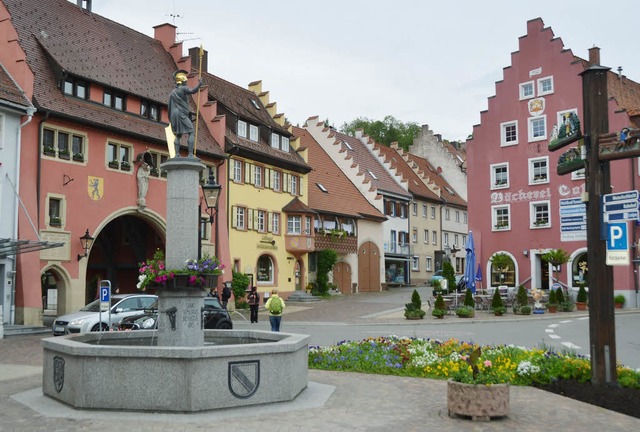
xmin=77 ymin=229 xmax=94 ymax=261
xmin=198 ymin=173 xmax=222 ymax=259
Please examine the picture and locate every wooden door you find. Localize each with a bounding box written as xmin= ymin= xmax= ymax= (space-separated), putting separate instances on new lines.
xmin=333 ymin=262 xmax=352 ymax=294
xmin=358 ymin=241 xmax=381 ymax=292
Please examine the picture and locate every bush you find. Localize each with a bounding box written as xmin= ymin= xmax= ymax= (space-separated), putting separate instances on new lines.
xmin=455 ymin=305 xmax=475 ymax=318
xmin=513 ymin=284 xmax=528 ymax=314
xmin=231 ymin=271 xmax=250 ymax=307
xmin=404 ymin=289 xmax=426 ymax=319
xmin=432 ymin=293 xmax=447 ymax=318
xmin=548 ymin=289 xmax=558 ymax=305
xmin=316 ymin=249 xmax=338 ymax=295
xmin=431 ymin=279 xmax=445 ymax=296
xmin=576 ymin=284 xmax=588 ymax=303
xmin=491 ymin=288 xmax=505 ymax=314
xmin=560 ymin=300 xmax=575 ymax=312
xmin=555 ymin=287 xmax=565 ymax=304
xmin=442 ymin=261 xmax=456 ymax=294
xmin=463 ymin=288 xmax=474 ymax=308
xmin=519 ymin=305 xmax=532 ymax=315
xmin=614 ymin=294 xmax=626 ymax=305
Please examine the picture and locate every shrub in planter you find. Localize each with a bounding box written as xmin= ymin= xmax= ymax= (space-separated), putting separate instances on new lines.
xmin=491 ymin=288 xmax=506 ymax=315
xmin=443 ymin=261 xmax=456 ymax=294
xmin=576 ymin=284 xmax=588 ymax=303
xmin=555 ymin=287 xmax=565 ymax=304
xmin=455 ymin=305 xmax=475 ymax=318
xmin=513 ymin=284 xmax=528 ymax=314
xmin=404 ymin=289 xmax=426 ymax=319
xmin=519 ymin=305 xmax=532 ymax=315
xmin=614 ymin=294 xmax=626 ymax=308
xmin=560 ymin=300 xmax=575 ymax=312
xmin=432 ymin=293 xmax=447 ymax=319
xmin=463 ymin=288 xmax=475 ymax=308
xmin=547 ymin=289 xmax=558 ymax=312
xmin=431 ymin=279 xmax=445 ymax=296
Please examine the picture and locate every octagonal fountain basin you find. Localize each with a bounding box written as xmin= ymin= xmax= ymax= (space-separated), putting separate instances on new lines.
xmin=42 ymin=329 xmax=309 ymax=412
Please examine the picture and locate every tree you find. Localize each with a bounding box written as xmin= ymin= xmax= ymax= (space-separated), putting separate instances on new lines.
xmin=340 ymin=115 xmax=421 ymax=151
xmin=315 ymin=249 xmax=338 ymax=295
xmin=442 ymin=261 xmax=456 ymax=293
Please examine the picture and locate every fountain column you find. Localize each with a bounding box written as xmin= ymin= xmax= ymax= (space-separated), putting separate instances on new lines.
xmin=157 ymin=158 xmax=205 ymax=347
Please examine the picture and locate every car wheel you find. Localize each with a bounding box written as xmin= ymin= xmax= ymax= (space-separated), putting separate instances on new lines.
xmin=91 ymin=323 xmax=109 ymax=332
xmin=216 ymin=321 xmax=232 ymax=330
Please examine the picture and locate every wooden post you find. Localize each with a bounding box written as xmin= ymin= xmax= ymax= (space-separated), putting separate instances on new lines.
xmin=580 ymin=65 xmax=617 ymax=385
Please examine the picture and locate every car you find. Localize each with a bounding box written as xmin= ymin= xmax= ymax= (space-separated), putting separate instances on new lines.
xmin=429 ymin=270 xmax=444 ymax=286
xmin=117 ymin=297 xmax=233 ymax=331
xmin=455 ymin=275 xmax=467 ymax=292
xmin=52 ymin=294 xmax=157 ymax=336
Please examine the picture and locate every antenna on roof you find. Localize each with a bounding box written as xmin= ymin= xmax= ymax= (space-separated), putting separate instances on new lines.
xmin=167 ymin=0 xmax=182 ymax=25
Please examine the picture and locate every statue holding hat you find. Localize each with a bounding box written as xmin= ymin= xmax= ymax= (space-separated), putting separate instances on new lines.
xmin=168 ymin=69 xmax=202 ymax=158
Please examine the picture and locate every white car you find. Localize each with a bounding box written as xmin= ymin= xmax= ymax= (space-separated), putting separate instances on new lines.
xmin=52 ymin=294 xmax=157 ymax=336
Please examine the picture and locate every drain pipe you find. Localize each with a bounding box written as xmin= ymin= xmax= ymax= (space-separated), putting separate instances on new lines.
xmin=10 ymin=106 xmax=37 ymax=324
xmin=632 ymin=158 xmax=638 ymax=307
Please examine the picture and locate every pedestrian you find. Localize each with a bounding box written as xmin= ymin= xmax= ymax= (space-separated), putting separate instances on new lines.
xmin=221 ymin=283 xmax=231 ymax=309
xmin=247 ymin=286 xmax=260 ymax=323
xmin=264 ymin=289 xmax=285 ymax=332
xmin=208 ymin=287 xmax=219 ymax=301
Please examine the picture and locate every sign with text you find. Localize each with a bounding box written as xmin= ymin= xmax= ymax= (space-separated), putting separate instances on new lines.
xmin=606 ymin=222 xmax=629 ymax=266
xmin=559 ymin=198 xmax=586 ymax=241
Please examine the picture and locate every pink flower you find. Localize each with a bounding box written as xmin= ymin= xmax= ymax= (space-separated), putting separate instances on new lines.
xmin=484 ymin=360 xmax=492 ymax=368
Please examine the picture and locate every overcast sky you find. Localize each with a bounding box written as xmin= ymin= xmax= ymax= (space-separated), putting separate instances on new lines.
xmin=84 ymin=0 xmax=639 ymax=141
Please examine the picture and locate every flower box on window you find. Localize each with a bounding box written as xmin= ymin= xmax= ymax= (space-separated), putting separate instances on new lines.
xmin=494 ymin=222 xmax=508 ymax=230
xmin=108 ymin=160 xmax=119 ymax=169
xmin=43 ymin=146 xmax=56 ymax=157
xmin=150 ymin=167 xmax=160 ymax=177
xmin=73 ymin=153 xmax=85 ymax=162
xmin=494 ymin=179 xmax=507 ymax=187
xmin=533 ymin=219 xmax=548 ymax=227
xmin=49 ymin=216 xmax=62 ymax=227
xmin=58 ymin=150 xmax=70 ymax=160
xmin=121 ymin=161 xmax=131 ymax=171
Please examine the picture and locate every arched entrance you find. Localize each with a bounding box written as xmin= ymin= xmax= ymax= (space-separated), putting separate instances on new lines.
xmin=333 ymin=261 xmax=352 ymax=294
xmin=358 ymin=241 xmax=380 ymax=292
xmin=84 ymin=212 xmax=166 ymax=304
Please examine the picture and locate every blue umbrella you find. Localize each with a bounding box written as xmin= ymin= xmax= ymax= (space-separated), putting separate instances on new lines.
xmin=475 ymin=264 xmax=483 ymax=291
xmin=464 ymin=232 xmax=476 ymax=293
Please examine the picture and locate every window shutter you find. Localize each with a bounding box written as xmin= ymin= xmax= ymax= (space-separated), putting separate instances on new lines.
xmin=254 ymin=210 xmax=260 ymax=230
xmin=247 ymin=209 xmax=254 ymax=230
xmin=298 ymin=177 xmax=303 ymax=196
xmin=231 ymin=206 xmax=237 ymax=228
xmin=244 ymin=162 xmax=251 ymax=183
xmin=283 ymin=173 xmax=289 ymax=193
xmin=264 ymin=168 xmax=270 ymax=189
xmin=267 ymin=212 xmax=273 ymax=232
xmin=249 ymin=163 xmax=255 ymax=185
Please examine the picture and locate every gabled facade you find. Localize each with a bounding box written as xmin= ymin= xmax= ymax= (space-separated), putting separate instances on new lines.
xmin=294 ymin=126 xmax=386 ymax=293
xmin=1 ymin=0 xmax=226 ymax=324
xmin=467 ymin=18 xmax=640 ymax=301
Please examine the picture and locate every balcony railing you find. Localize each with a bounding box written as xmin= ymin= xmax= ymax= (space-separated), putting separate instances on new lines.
xmin=383 ymin=242 xmax=412 ymax=255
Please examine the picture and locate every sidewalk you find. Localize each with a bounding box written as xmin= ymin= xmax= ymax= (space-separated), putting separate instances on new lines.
xmin=1 ymin=288 xmax=639 ymax=431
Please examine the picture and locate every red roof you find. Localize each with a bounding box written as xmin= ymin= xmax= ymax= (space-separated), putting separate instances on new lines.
xmin=0 ymin=63 xmax=30 ymax=108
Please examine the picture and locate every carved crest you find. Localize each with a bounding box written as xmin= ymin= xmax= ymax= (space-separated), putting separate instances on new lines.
xmin=88 ymin=176 xmax=104 ymax=201
xmin=53 ymin=356 xmax=65 ymax=393
xmin=228 ymin=360 xmax=260 ymax=399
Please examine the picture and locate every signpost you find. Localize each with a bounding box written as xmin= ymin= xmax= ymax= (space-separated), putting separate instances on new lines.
xmin=602 ymin=191 xmax=639 ymax=223
xmin=606 ymin=222 xmax=629 ymax=265
xmin=99 ymin=280 xmax=111 ymax=332
xmin=559 ymin=198 xmax=587 ymax=241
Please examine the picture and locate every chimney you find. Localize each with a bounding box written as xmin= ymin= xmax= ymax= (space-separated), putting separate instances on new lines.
xmin=76 ymin=0 xmax=92 ymax=11
xmin=588 ymin=46 xmax=600 ymax=66
xmin=189 ymin=47 xmax=208 ymax=74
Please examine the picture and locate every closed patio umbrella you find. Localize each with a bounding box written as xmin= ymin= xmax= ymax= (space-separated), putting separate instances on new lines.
xmin=464 ymin=232 xmax=476 ymax=293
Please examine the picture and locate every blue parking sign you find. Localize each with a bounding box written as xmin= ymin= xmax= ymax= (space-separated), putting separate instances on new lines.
xmin=607 ymin=223 xmax=628 ymax=251
xmin=100 ymin=286 xmax=110 ymax=302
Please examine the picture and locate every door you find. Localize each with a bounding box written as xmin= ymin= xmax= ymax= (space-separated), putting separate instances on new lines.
xmin=333 ymin=262 xmax=352 ymax=294
xmin=358 ymin=241 xmax=381 ymax=292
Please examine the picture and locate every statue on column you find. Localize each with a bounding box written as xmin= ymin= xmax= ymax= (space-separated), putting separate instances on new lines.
xmin=167 ymin=69 xmax=202 ymax=158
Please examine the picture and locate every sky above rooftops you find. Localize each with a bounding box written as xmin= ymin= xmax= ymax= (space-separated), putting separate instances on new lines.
xmin=84 ymin=0 xmax=639 ymax=142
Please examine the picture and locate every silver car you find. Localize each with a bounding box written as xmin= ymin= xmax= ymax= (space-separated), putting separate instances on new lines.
xmin=52 ymin=294 xmax=157 ymax=336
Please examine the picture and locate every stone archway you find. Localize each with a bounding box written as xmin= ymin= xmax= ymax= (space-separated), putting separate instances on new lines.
xmin=358 ymin=241 xmax=381 ymax=292
xmin=333 ymin=261 xmax=352 ymax=294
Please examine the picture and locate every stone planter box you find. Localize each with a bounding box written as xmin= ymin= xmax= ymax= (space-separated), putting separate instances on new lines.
xmin=447 ymin=380 xmax=509 ymax=421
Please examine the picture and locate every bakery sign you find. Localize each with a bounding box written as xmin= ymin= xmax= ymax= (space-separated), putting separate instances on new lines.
xmin=528 ymin=97 xmax=545 ymax=116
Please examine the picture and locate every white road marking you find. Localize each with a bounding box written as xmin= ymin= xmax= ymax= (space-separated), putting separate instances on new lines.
xmin=545 ymin=329 xmax=554 ymax=333
xmin=561 ymin=342 xmax=581 ymax=349
xmin=548 ymin=324 xmax=559 ymax=328
xmin=559 ymin=320 xmax=572 ymax=324
xmin=548 ymin=334 xmax=561 ymax=339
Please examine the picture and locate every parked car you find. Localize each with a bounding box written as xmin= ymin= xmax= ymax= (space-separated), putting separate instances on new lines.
xmin=455 ymin=275 xmax=467 ymax=292
xmin=52 ymin=294 xmax=157 ymax=336
xmin=117 ymin=297 xmax=233 ymax=331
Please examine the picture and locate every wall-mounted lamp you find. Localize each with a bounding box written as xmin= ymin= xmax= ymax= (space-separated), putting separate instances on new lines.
xmin=523 ymin=250 xmax=529 ymax=257
xmin=77 ymin=229 xmax=94 ymax=261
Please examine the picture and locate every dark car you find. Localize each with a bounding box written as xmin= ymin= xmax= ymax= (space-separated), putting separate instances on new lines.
xmin=117 ymin=297 xmax=233 ymax=331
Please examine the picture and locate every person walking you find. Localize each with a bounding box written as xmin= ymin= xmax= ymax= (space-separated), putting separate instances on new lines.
xmin=221 ymin=283 xmax=231 ymax=309
xmin=264 ymin=289 xmax=285 ymax=332
xmin=247 ymin=286 xmax=260 ymax=323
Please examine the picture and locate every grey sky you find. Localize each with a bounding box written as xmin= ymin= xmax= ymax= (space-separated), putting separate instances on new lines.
xmin=85 ymin=0 xmax=639 ymax=141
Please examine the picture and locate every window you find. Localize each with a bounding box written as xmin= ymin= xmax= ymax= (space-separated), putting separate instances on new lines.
xmin=271 ymin=133 xmax=279 ymax=149
xmin=445 ymin=208 xmax=450 ymax=221
xmin=287 ymin=216 xmax=301 ymax=234
xmin=519 ymin=81 xmax=534 ymax=100
xmin=145 ymin=151 xmax=168 ymax=177
xmin=249 ymin=124 xmax=259 ymax=142
xmin=528 ymin=115 xmax=547 ymax=142
xmin=254 ymin=165 xmax=263 ymax=187
xmin=233 ymin=160 xmax=242 ymax=182
xmin=281 ymin=136 xmax=290 ymax=152
xmin=306 ymin=216 xmax=313 ymax=235
xmin=454 ymin=234 xmax=459 ymax=246
xmin=491 ymin=163 xmax=509 ymax=189
xmin=492 ymin=205 xmax=511 ymax=231
xmin=537 ymin=76 xmax=554 ymax=96
xmin=140 ymin=101 xmax=160 ymax=120
xmin=422 ymin=204 xmax=427 ymax=218
xmin=48 ymin=197 xmax=63 ymax=227
xmin=500 ymin=121 xmax=518 ymax=146
xmin=41 ymin=126 xmax=85 ymax=162
xmin=444 ymin=233 xmax=449 ymax=246
xmin=412 ymin=228 xmax=418 ymax=243
xmin=200 ymin=216 xmax=209 ymax=240
xmin=530 ymin=201 xmax=550 ymax=228
xmin=62 ymin=76 xmax=88 ymax=99
xmin=529 ymin=156 xmax=549 ymax=184
xmin=399 ymin=203 xmax=407 ymax=218
xmin=273 ymin=170 xmax=281 ymax=191
xmin=387 ymin=200 xmax=396 ymax=217
xmin=257 ymin=255 xmax=274 ymax=283
xmin=431 ymin=206 xmax=436 ymax=219
xmin=426 ymin=256 xmax=433 ymax=272
xmin=237 ymin=120 xmax=247 ymax=138
xmin=411 ymin=256 xmax=419 ymax=271
xmin=455 ymin=211 xmax=460 ymax=223
xmin=367 ymin=169 xmax=378 ymax=180
xmin=412 ymin=203 xmax=418 ymax=216
xmin=257 ymin=210 xmax=266 ymax=232
xmin=316 ymin=183 xmax=328 ymax=193
xmin=432 ymin=231 xmax=437 ymax=245
xmin=103 ymin=89 xmax=126 ymax=111
xmin=456 ymin=257 xmax=464 ymax=274
xmin=107 ymin=141 xmax=132 ymax=171
xmin=463 ymin=213 xmax=468 ymax=224
xmin=290 ymin=175 xmax=298 ymax=195
xmin=235 ymin=207 xmax=246 ymax=230
xmin=271 ymin=212 xmax=280 ymax=234
xmin=423 ymin=229 xmax=429 ymax=244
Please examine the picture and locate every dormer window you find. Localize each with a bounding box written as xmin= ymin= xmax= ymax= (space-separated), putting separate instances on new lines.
xmin=271 ymin=133 xmax=279 ymax=149
xmin=270 ymin=133 xmax=291 ymax=152
xmin=238 ymin=120 xmax=247 ymax=138
xmin=282 ymin=136 xmax=290 ymax=152
xmin=141 ymin=100 xmax=160 ymax=120
xmin=249 ymin=124 xmax=259 ymax=142
xmin=62 ymin=76 xmax=88 ymax=99
xmin=103 ymin=89 xmax=126 ymax=111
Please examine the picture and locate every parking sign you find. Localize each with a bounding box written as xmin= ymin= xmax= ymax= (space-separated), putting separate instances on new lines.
xmin=606 ymin=223 xmax=629 ymax=265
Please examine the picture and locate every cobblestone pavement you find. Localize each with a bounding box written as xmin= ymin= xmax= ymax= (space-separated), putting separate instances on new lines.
xmin=1 ymin=288 xmax=639 ymax=431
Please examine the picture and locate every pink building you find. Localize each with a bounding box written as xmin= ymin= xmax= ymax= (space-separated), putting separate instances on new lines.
xmin=467 ymin=18 xmax=640 ymax=304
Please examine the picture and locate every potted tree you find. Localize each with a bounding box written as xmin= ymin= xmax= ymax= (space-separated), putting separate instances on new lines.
xmin=404 ymin=289 xmax=426 ymax=320
xmin=575 ymin=283 xmax=588 ymax=310
xmin=432 ymin=293 xmax=447 ymax=319
xmin=546 ymin=289 xmax=558 ymax=313
xmin=614 ymin=294 xmax=626 ymax=309
xmin=442 ymin=261 xmax=456 ymax=294
xmin=513 ymin=284 xmax=531 ymax=315
xmin=491 ymin=288 xmax=506 ymax=316
xmin=455 ymin=289 xmax=475 ymax=318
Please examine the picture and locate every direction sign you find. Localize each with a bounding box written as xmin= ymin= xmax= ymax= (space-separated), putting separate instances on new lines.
xmin=603 ymin=190 xmax=638 ymax=204
xmin=604 ymin=210 xmax=639 ymax=223
xmin=603 ymin=200 xmax=639 ymax=213
xmin=560 ymin=215 xmax=587 ymax=224
xmin=559 ymin=197 xmax=587 ymax=242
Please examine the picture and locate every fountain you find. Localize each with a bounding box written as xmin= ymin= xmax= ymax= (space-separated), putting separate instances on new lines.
xmin=41 ymin=157 xmax=309 ymax=412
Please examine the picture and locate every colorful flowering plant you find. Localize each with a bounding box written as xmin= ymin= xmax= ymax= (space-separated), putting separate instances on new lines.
xmin=137 ymin=249 xmax=224 ymax=291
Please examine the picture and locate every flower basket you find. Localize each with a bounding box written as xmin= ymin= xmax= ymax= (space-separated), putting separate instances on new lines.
xmin=447 ymin=380 xmax=510 ymax=421
xmin=137 ymin=250 xmax=224 ymax=291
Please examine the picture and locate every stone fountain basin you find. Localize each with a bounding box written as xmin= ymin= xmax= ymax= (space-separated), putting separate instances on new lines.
xmin=42 ymin=330 xmax=309 ymax=412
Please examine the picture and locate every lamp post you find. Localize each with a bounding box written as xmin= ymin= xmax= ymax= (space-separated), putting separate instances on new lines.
xmin=77 ymin=229 xmax=94 ymax=261
xmin=198 ymin=173 xmax=221 ymax=260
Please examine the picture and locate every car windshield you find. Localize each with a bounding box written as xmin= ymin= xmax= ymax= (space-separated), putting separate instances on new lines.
xmin=79 ymin=297 xmax=121 ymax=312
